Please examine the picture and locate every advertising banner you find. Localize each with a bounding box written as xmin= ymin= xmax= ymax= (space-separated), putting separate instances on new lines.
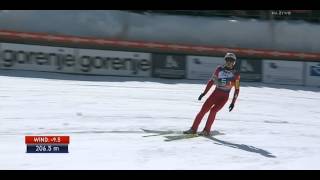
xmin=0 ymin=43 xmax=152 ymax=77
xmin=238 ymin=58 xmax=262 ymax=82
xmin=262 ymin=59 xmax=304 ymax=85
xmin=305 ymin=62 xmax=320 ymax=87
xmin=186 ymin=56 xmax=224 ymax=80
xmin=76 ymin=49 xmax=151 ymax=77
xmin=0 ymin=43 xmax=76 ymax=73
xmin=152 ymin=53 xmax=186 ymax=78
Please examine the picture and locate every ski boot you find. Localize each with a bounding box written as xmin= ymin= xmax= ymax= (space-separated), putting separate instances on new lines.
xmin=183 ymin=128 xmax=197 ymax=135
xmin=198 ymin=130 xmax=211 ymax=137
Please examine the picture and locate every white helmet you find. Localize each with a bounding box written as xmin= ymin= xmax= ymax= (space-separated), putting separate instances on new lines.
xmin=224 ymin=52 xmax=237 ymax=61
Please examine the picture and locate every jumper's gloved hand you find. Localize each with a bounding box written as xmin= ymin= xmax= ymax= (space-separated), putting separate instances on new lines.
xmin=198 ymin=93 xmax=205 ymax=101
xmin=229 ymin=103 xmax=234 ymax=112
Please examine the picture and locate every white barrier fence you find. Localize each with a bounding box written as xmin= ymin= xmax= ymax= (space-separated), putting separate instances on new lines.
xmin=0 ymin=42 xmax=319 ymax=87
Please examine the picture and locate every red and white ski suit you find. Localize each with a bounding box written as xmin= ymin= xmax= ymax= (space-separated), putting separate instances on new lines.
xmin=191 ymin=65 xmax=240 ymax=132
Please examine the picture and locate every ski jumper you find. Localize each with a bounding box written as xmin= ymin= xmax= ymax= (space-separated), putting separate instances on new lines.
xmin=191 ymin=65 xmax=240 ymax=132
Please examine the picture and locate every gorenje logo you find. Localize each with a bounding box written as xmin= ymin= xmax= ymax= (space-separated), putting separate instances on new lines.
xmin=165 ymin=56 xmax=178 ymax=68
xmin=2 ymin=49 xmax=75 ymax=70
xmin=240 ymin=60 xmax=254 ymax=72
xmin=310 ymin=64 xmax=320 ymax=76
xmin=79 ymin=54 xmax=151 ymax=74
xmin=1 ymin=46 xmax=152 ymax=75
